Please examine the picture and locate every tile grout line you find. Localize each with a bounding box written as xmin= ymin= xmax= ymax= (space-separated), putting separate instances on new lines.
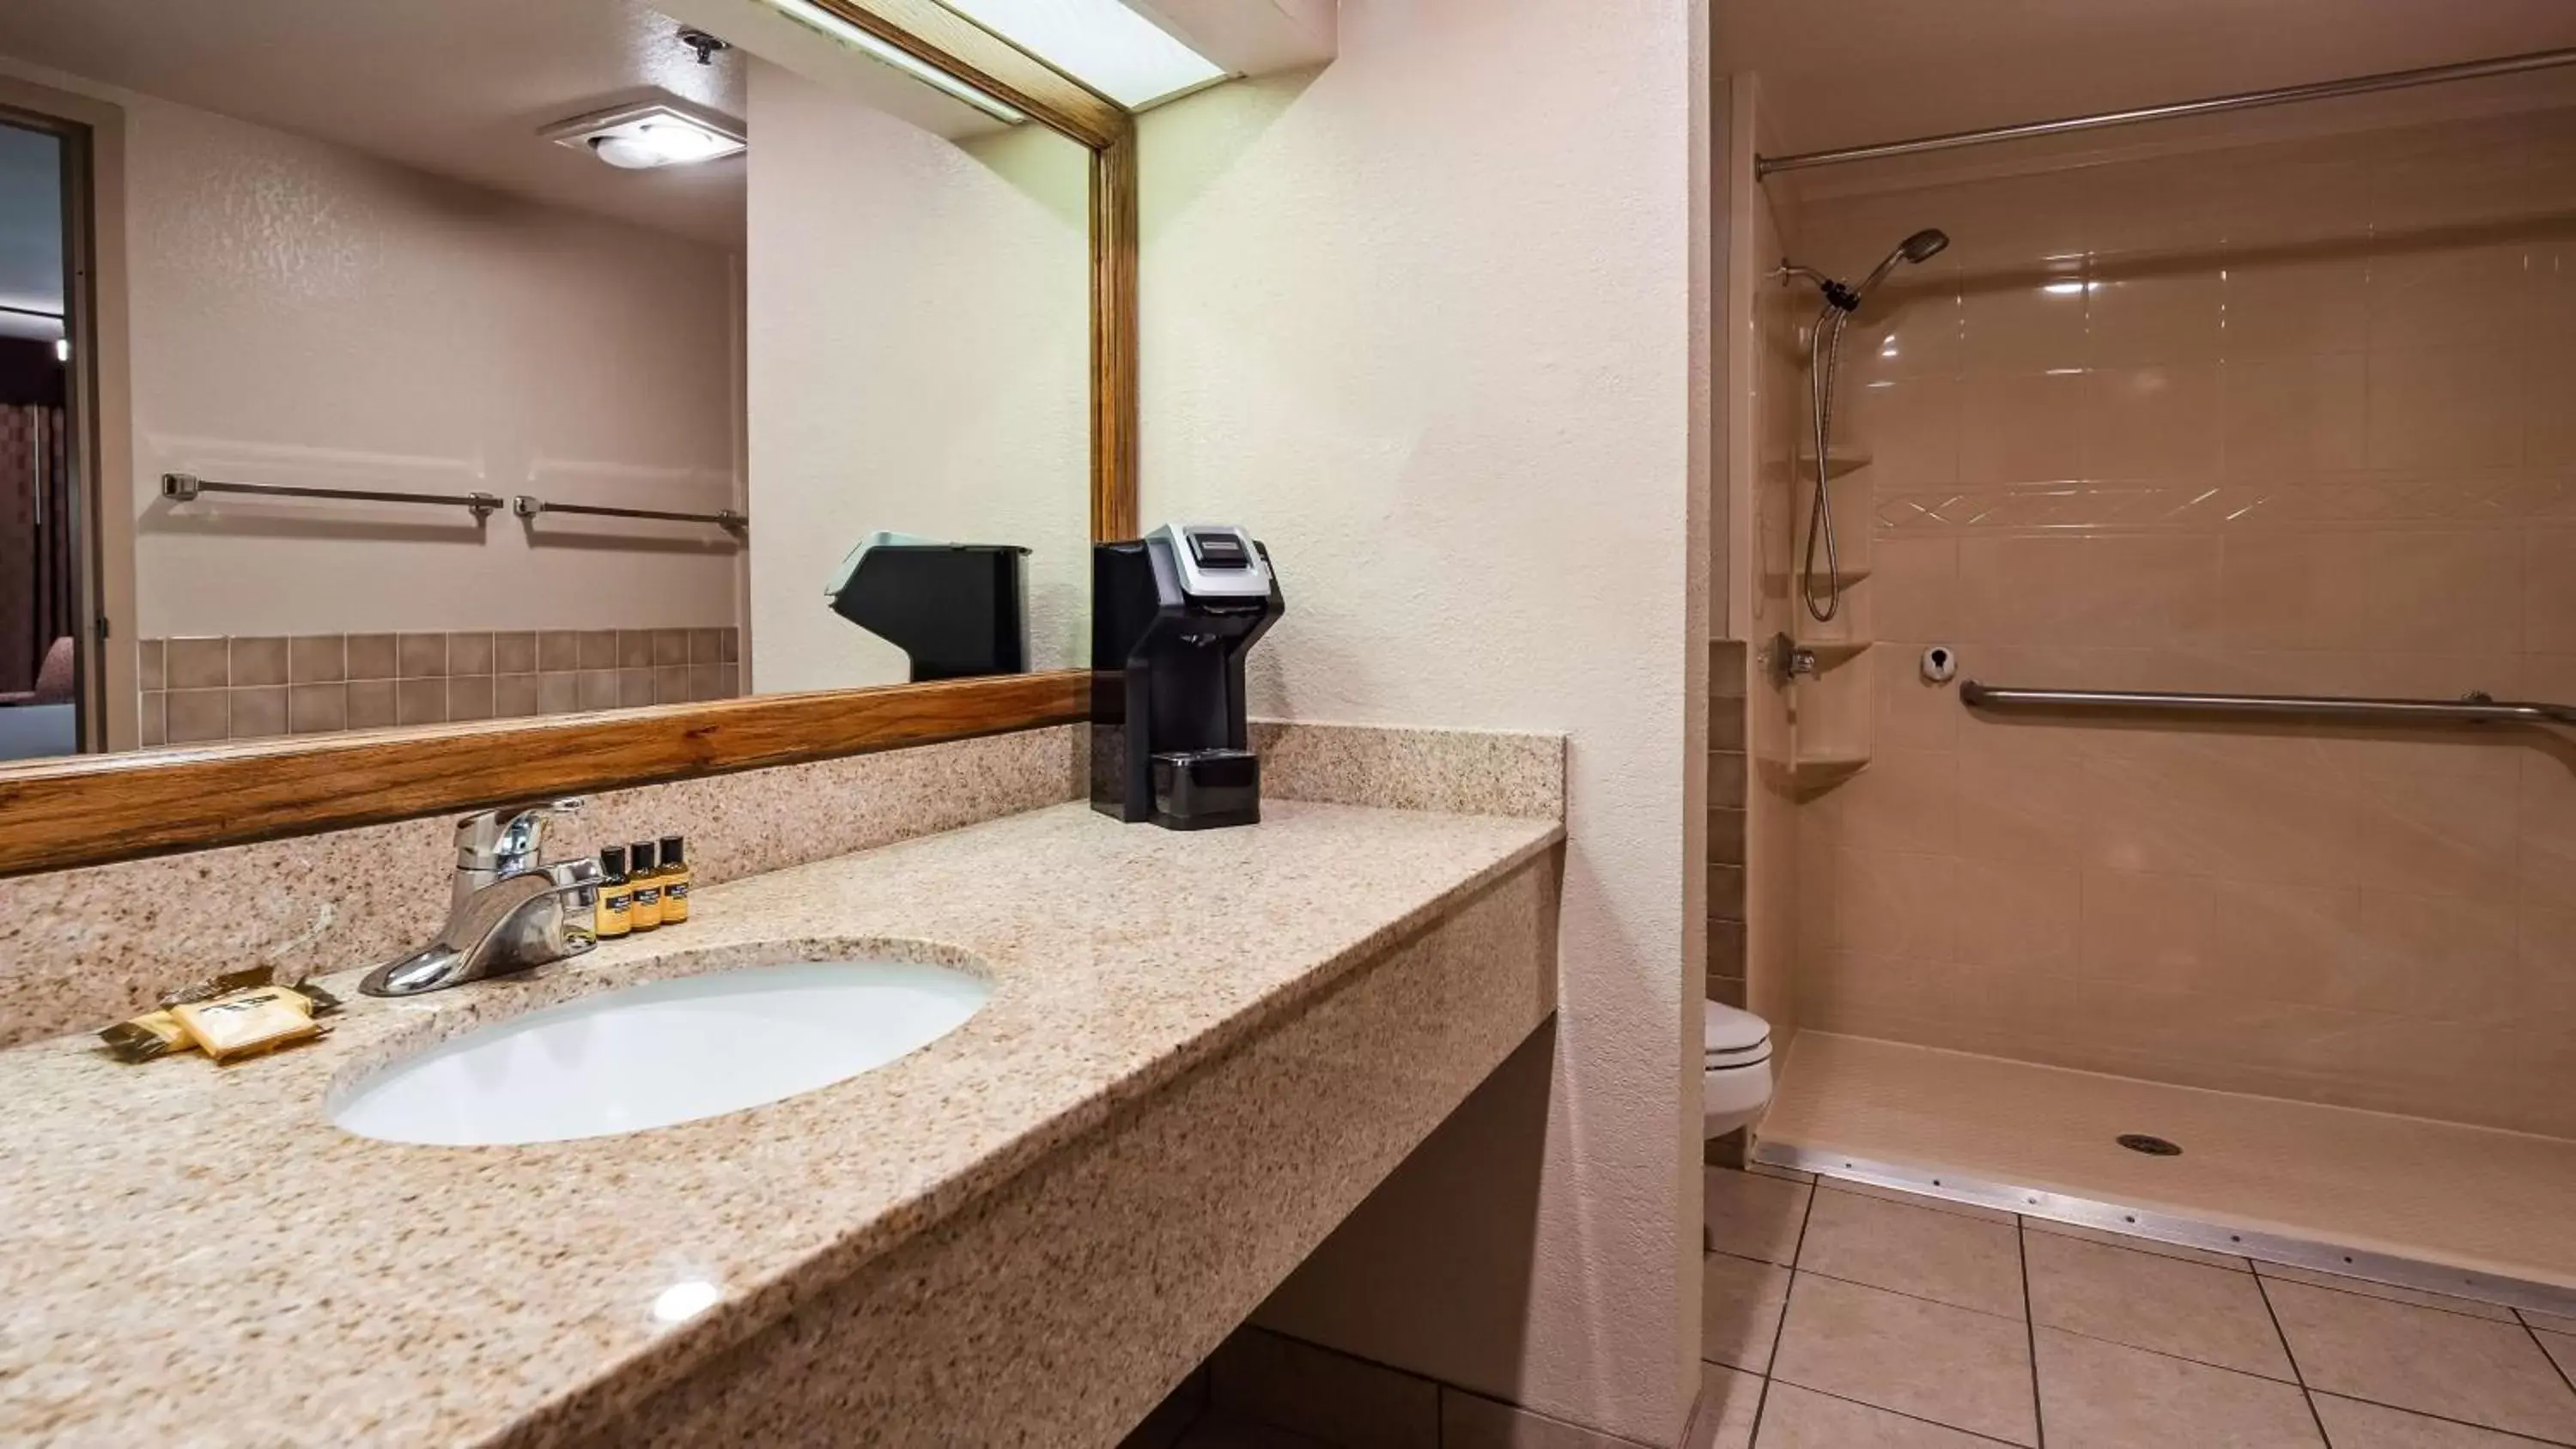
xmin=1769 ymin=1179 xmax=1826 ymax=1373
xmin=1774 ymin=1383 xmax=2028 ymax=1446
xmin=1785 ymin=1264 xmax=2029 ymax=1326
xmin=2254 ymin=1262 xmax=2542 ymax=1326
xmin=1811 ymin=1176 xmax=2019 ymax=1228
xmin=2252 ymin=1270 xmax=2332 ymax=1446
xmin=1766 ymin=1186 xmax=2032 ymax=1445
xmin=1797 ymin=1177 xmax=2576 ymax=1445
xmin=2524 ymin=1313 xmax=2576 ymax=1404
xmin=2013 ymin=1318 xmax=2304 ymax=1388
xmin=1709 ymin=1244 xmax=1795 ymax=1273
xmin=2020 ymin=1219 xmax=2046 ymax=1449
xmin=1745 ymin=1173 xmax=1832 ymax=1443
xmin=2302 ymin=1388 xmax=2576 ymax=1448
xmin=2021 ymin=1216 xmax=2254 ymax=1274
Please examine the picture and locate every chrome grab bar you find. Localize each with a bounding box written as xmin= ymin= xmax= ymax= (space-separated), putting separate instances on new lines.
xmin=512 ymin=495 xmax=745 ymax=532
xmin=162 ymin=471 xmax=501 ymax=519
xmin=1959 ymin=682 xmax=2576 ymax=728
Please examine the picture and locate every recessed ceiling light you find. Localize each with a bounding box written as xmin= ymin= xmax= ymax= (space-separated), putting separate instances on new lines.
xmin=543 ymin=100 xmax=745 ymax=170
xmin=936 ymin=0 xmax=1227 ymax=109
xmin=754 ymin=0 xmax=1029 ymax=124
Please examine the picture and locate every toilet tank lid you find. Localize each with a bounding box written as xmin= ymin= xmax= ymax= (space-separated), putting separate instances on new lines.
xmin=1704 ymin=1001 xmax=1771 ymax=1056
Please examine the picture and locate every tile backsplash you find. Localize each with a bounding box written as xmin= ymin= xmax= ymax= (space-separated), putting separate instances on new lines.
xmin=137 ymin=627 xmax=742 ymax=744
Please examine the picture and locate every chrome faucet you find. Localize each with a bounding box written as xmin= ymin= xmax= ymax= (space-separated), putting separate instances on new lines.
xmin=361 ymin=799 xmax=603 ymax=997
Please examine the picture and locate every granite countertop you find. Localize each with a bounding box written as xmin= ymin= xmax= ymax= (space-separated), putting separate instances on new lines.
xmin=0 ymin=800 xmax=1560 ymax=1448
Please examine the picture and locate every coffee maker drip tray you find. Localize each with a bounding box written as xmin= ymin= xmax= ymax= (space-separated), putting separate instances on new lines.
xmin=1151 ymin=749 xmax=1261 ymax=830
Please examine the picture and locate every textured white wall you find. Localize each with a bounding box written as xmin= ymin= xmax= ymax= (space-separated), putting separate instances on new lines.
xmin=1138 ymin=1 xmax=1704 ymax=1440
xmin=113 ymin=90 xmax=742 ymax=636
xmin=742 ymin=60 xmax=1091 ymax=694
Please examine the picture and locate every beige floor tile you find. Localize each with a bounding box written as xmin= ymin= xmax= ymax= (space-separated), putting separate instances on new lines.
xmin=1439 ymin=1386 xmax=1630 ymax=1448
xmin=2034 ymin=1329 xmax=2322 ymax=1447
xmin=1704 ymin=1166 xmax=1810 ymax=1266
xmin=1800 ymin=1185 xmax=2026 ymax=1319
xmin=2312 ymin=1392 xmax=2560 ymax=1447
xmin=2524 ymin=1309 xmax=2576 ymax=1337
xmin=1771 ymin=1273 xmax=2038 ymax=1446
xmin=1208 ymin=1327 xmax=1437 ymax=1449
xmin=2539 ymin=1331 xmax=2575 ymax=1385
xmin=1827 ymin=1175 xmax=2020 ymax=1224
xmin=1178 ymin=1417 xmax=1330 ymax=1449
xmin=1701 ymin=1252 xmax=1791 ymax=1374
xmin=1690 ymin=1363 xmax=1762 ymax=1449
xmin=1755 ymin=1383 xmax=2007 ymax=1446
xmin=2024 ymin=1216 xmax=2251 ymax=1271
xmin=2265 ymin=1280 xmax=2576 ymax=1442
xmin=2026 ymin=1228 xmax=2296 ymax=1380
xmin=2257 ymin=1264 xmax=2519 ymax=1324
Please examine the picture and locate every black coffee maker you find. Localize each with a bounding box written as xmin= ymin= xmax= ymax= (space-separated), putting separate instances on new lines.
xmin=1091 ymin=524 xmax=1284 ymax=829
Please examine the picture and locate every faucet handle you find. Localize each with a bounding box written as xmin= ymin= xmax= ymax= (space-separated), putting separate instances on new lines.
xmin=454 ymin=797 xmax=586 ymax=878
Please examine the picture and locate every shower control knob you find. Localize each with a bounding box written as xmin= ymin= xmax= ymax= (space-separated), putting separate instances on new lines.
xmin=1921 ymin=645 xmax=1959 ymax=685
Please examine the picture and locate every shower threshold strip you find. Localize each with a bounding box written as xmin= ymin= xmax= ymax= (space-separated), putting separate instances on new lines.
xmin=1747 ymin=1137 xmax=2576 ymax=1321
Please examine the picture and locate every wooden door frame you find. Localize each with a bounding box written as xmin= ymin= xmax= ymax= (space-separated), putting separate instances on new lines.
xmin=0 ymin=76 xmax=133 ymax=760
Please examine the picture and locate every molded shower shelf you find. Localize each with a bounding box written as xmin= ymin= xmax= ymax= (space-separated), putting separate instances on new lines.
xmin=1786 ymin=752 xmax=1870 ymax=791
xmin=1794 ymin=640 xmax=1873 ymax=667
xmin=1759 ymin=564 xmax=1873 ymax=593
xmin=1800 ymin=451 xmax=1873 ymax=479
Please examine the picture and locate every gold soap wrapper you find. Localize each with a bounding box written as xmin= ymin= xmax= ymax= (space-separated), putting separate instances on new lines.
xmin=99 ymin=1009 xmax=192 ymax=1064
xmin=101 ymin=979 xmax=343 ymax=1064
xmin=158 ymin=964 xmax=276 ymax=1009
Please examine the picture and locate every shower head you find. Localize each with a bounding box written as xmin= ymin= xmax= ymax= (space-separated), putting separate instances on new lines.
xmin=1850 ymin=227 xmax=1951 ymax=305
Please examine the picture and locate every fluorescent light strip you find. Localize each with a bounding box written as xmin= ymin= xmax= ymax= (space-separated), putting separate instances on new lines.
xmin=759 ymin=0 xmax=1029 ymax=123
xmin=935 ymin=0 xmax=1226 ymax=109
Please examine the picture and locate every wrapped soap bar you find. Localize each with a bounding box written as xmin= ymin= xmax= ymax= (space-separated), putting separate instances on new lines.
xmin=170 ymin=986 xmax=326 ymax=1063
xmin=100 ymin=979 xmax=343 ymax=1064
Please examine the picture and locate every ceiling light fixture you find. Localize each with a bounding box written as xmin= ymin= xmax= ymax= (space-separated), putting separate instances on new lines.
xmin=544 ymin=100 xmax=746 ymax=171
xmin=933 ymin=0 xmax=1227 ymax=109
xmin=755 ymin=0 xmax=1029 ymax=124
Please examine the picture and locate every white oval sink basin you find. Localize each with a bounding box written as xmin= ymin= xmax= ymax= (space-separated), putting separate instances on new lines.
xmin=331 ymin=961 xmax=989 ymax=1146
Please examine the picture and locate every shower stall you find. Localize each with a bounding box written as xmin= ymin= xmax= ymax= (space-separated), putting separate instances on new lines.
xmin=1719 ymin=47 xmax=2576 ymax=1315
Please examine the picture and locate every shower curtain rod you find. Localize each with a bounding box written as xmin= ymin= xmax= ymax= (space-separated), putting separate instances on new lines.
xmin=1755 ymin=45 xmax=2576 ymax=177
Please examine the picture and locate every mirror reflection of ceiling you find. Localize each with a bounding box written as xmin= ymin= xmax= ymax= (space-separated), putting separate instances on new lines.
xmin=0 ymin=0 xmax=1005 ymax=246
xmin=0 ymin=123 xmax=63 ymax=341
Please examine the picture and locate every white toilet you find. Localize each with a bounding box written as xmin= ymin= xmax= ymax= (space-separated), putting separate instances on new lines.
xmin=1704 ymin=1001 xmax=1775 ymax=1138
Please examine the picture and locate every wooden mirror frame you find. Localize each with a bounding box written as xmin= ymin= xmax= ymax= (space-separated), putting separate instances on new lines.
xmin=0 ymin=0 xmax=1137 ymax=878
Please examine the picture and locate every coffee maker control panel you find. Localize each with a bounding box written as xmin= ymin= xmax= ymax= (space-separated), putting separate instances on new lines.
xmin=1161 ymin=524 xmax=1273 ymax=600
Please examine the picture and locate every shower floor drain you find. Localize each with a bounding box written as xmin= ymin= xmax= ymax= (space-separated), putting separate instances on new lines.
xmin=2117 ymin=1133 xmax=2183 ymax=1156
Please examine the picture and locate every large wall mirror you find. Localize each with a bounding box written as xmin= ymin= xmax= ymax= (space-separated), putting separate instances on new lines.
xmin=0 ymin=0 xmax=1141 ymax=873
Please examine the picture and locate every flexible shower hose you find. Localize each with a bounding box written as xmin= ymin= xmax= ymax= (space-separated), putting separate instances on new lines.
xmin=1802 ymin=300 xmax=1852 ymax=622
